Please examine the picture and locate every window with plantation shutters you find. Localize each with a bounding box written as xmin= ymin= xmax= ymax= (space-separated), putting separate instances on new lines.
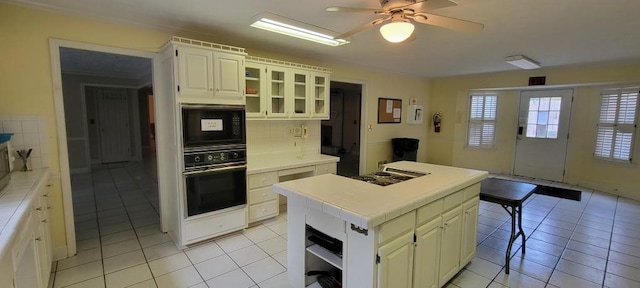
xmin=467 ymin=94 xmax=497 ymax=148
xmin=595 ymin=87 xmax=638 ymax=162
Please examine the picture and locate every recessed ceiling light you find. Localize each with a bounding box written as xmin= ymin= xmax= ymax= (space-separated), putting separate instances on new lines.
xmin=505 ymin=55 xmax=541 ymax=69
xmin=250 ymin=13 xmax=349 ymax=47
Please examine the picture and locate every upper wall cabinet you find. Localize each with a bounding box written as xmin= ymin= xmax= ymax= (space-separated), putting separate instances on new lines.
xmin=312 ymin=73 xmax=329 ymax=118
xmin=169 ymin=37 xmax=247 ymax=105
xmin=245 ymin=56 xmax=331 ymax=120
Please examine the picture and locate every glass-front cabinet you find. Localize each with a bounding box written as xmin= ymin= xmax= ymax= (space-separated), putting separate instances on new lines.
xmin=267 ymin=66 xmax=289 ymax=118
xmin=244 ymin=56 xmax=330 ymax=119
xmin=292 ymin=71 xmax=310 ymax=117
xmin=245 ymin=62 xmax=266 ymax=118
xmin=312 ymin=73 xmax=329 ymax=119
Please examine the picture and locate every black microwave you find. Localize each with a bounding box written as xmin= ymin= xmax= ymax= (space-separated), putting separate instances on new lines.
xmin=182 ymin=104 xmax=246 ymax=148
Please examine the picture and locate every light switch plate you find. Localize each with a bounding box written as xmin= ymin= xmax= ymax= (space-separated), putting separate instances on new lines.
xmin=293 ymin=127 xmax=302 ymax=137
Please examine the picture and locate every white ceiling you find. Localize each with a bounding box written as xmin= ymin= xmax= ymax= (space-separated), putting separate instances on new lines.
xmin=10 ymin=0 xmax=640 ymax=78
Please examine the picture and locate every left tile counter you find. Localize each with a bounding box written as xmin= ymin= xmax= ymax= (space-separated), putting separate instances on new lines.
xmin=0 ymin=168 xmax=51 ymax=288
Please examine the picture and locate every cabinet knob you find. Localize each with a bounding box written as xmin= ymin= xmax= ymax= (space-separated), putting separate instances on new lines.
xmin=35 ymin=207 xmax=42 ymax=211
xmin=35 ymin=237 xmax=42 ymax=241
xmin=42 ymin=219 xmax=48 ymax=223
xmin=47 ymin=206 xmax=52 ymax=209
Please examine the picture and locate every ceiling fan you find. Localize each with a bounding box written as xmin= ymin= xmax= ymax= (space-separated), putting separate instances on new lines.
xmin=326 ymin=0 xmax=484 ymax=43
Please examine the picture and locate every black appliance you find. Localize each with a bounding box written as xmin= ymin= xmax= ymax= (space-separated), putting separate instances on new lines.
xmin=183 ymin=146 xmax=247 ymax=217
xmin=391 ymin=138 xmax=419 ymax=162
xmin=182 ymin=104 xmax=245 ymax=148
xmin=351 ymin=166 xmax=427 ymax=186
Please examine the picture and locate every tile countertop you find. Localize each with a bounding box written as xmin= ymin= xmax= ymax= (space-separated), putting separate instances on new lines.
xmin=0 ymin=168 xmax=49 ymax=257
xmin=273 ymin=161 xmax=488 ymax=229
xmin=247 ymin=153 xmax=339 ymax=174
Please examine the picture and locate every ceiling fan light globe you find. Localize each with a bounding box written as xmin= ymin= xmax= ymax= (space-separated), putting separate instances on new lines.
xmin=380 ymin=21 xmax=415 ymax=43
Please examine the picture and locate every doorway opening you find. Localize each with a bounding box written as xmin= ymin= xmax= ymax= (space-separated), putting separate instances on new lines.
xmin=322 ymin=81 xmax=362 ymax=177
xmin=55 ymin=45 xmax=159 ymax=257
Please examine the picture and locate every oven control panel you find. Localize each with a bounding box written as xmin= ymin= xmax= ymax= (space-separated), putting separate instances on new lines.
xmin=184 ymin=148 xmax=246 ymax=168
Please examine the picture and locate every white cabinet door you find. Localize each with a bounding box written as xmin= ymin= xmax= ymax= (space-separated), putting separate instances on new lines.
xmin=311 ymin=72 xmax=330 ymax=119
xmin=266 ymin=66 xmax=289 ymax=118
xmin=291 ymin=70 xmax=310 ymax=118
xmin=460 ymin=198 xmax=479 ymax=265
xmin=438 ymin=206 xmax=462 ymax=287
xmin=213 ymin=52 xmax=245 ymax=103
xmin=377 ymin=231 xmax=414 ymax=288
xmin=245 ymin=61 xmax=267 ymax=118
xmin=413 ymin=216 xmax=441 ymax=288
xmin=177 ymin=46 xmax=214 ymax=97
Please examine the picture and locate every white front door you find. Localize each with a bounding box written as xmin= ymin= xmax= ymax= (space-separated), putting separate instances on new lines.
xmin=98 ymin=88 xmax=131 ymax=163
xmin=513 ymin=89 xmax=573 ymax=182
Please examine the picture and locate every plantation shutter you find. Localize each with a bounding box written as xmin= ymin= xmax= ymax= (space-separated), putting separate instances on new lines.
xmin=595 ymin=88 xmax=638 ymax=161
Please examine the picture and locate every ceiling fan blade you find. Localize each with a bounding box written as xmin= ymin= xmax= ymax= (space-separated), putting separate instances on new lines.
xmin=325 ymin=6 xmax=382 ymax=13
xmin=401 ymin=0 xmax=458 ymax=11
xmin=412 ymin=13 xmax=484 ymax=32
xmin=335 ymin=18 xmax=388 ymax=40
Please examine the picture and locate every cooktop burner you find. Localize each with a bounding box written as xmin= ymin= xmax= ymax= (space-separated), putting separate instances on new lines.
xmin=351 ymin=167 xmax=428 ymax=186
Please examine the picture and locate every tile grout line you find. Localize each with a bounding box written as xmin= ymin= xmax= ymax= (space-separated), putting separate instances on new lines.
xmin=600 ymin=196 xmax=620 ymax=288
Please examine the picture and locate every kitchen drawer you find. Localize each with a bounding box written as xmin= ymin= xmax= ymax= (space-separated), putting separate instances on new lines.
xmin=183 ymin=208 xmax=247 ymax=245
xmin=249 ymin=186 xmax=278 ymax=205
xmin=248 ymin=171 xmax=278 ymax=189
xmin=416 ymin=198 xmax=443 ymax=226
xmin=464 ymin=183 xmax=480 ymax=200
xmin=315 ymin=163 xmax=336 ymax=175
xmin=378 ymin=211 xmax=416 ymax=245
xmin=249 ymin=200 xmax=279 ymax=222
xmin=443 ymin=189 xmax=464 ymax=212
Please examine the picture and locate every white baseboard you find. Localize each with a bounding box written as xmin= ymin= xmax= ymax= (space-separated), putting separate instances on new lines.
xmin=53 ymin=245 xmax=69 ymax=261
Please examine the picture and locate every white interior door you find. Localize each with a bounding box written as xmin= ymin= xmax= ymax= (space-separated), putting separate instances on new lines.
xmin=98 ymin=88 xmax=131 ymax=163
xmin=514 ymin=89 xmax=573 ymax=182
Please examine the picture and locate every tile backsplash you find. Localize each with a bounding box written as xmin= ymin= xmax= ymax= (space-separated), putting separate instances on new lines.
xmin=246 ymin=120 xmax=320 ymax=156
xmin=0 ymin=116 xmax=49 ymax=170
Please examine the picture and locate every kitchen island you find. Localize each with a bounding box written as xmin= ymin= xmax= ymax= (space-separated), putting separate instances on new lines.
xmin=273 ymin=161 xmax=488 ymax=288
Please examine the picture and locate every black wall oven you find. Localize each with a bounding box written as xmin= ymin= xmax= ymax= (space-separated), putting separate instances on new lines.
xmin=183 ymin=147 xmax=247 ymax=217
xmin=182 ymin=104 xmax=245 ymax=148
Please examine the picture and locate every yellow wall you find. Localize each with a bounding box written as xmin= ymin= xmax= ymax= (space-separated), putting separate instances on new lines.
xmin=428 ymin=63 xmax=640 ymax=200
xmin=0 ymin=3 xmax=430 ymax=254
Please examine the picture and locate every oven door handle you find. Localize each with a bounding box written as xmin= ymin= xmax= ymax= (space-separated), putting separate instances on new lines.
xmin=183 ymin=164 xmax=247 ymax=176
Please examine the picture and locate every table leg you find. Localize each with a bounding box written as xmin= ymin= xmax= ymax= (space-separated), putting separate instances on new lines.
xmin=505 ymin=205 xmax=516 ymax=274
xmin=518 ymin=204 xmax=526 ymax=254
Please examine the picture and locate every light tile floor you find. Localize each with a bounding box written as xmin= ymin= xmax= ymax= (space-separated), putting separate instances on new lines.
xmin=51 ymin=164 xmax=640 ymax=288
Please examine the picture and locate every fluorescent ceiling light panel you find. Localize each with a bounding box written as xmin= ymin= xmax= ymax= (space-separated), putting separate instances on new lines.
xmin=251 ymin=13 xmax=349 ymax=47
xmin=505 ymin=55 xmax=541 ymax=69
